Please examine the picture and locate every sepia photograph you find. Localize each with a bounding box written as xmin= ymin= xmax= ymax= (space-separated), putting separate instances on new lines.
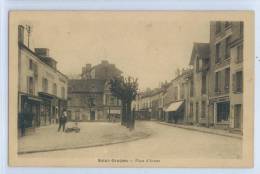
xmin=8 ymin=11 xmax=254 ymax=167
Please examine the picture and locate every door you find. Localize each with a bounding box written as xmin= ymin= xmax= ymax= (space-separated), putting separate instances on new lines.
xmin=90 ymin=111 xmax=95 ymax=121
xmin=234 ymin=104 xmax=242 ymax=129
xmin=195 ymin=102 xmax=199 ymax=123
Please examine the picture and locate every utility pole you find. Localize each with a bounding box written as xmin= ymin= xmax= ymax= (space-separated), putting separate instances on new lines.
xmin=25 ymin=25 xmax=32 ymax=48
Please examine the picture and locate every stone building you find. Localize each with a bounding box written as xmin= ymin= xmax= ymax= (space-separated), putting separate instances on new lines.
xmin=188 ymin=43 xmax=210 ymax=126
xmin=163 ymin=69 xmax=192 ymax=123
xmin=18 ymin=25 xmax=68 ymax=134
xmin=67 ymin=62 xmax=122 ymax=121
xmin=81 ymin=60 xmax=122 ymax=80
xmin=208 ymin=21 xmax=244 ymax=130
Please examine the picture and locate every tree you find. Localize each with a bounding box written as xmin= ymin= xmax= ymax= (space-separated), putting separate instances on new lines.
xmin=109 ymin=76 xmax=138 ymax=129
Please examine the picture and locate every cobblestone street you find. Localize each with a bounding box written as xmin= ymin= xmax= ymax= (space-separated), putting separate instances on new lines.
xmin=20 ymin=121 xmax=242 ymax=159
xmin=18 ymin=121 xmax=152 ymax=154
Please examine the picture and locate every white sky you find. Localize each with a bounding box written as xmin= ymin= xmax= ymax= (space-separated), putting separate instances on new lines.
xmin=17 ymin=12 xmax=209 ymax=90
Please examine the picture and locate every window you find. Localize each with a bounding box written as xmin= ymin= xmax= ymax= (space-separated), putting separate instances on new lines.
xmin=174 ymin=86 xmax=178 ymax=101
xmin=110 ymin=96 xmax=117 ymax=106
xmin=196 ymin=57 xmax=200 ymax=72
xmin=29 ymin=59 xmax=33 ymax=70
xmin=28 ymin=76 xmax=34 ymax=95
xmin=237 ymin=45 xmax=243 ymax=63
xmin=216 ymin=22 xmax=221 ymax=34
xmin=201 ymin=73 xmax=207 ymax=94
xmin=240 ymin=22 xmax=244 ymax=38
xmin=190 ymin=102 xmax=193 ymax=118
xmin=216 ymin=102 xmax=230 ymax=122
xmin=61 ymin=87 xmax=65 ymax=99
xmin=233 ymin=71 xmax=243 ymax=93
xmin=201 ymin=101 xmax=206 ymax=118
xmin=42 ymin=78 xmax=48 ymax=93
xmin=224 ymin=22 xmax=232 ymax=29
xmin=215 ymin=43 xmax=221 ymax=63
xmin=180 ymin=83 xmax=185 ymax=99
xmin=225 ymin=36 xmax=231 ymax=59
xmin=224 ymin=68 xmax=230 ymax=92
xmin=190 ymin=79 xmax=194 ymax=97
xmin=52 ymin=83 xmax=57 ymax=95
xmin=215 ymin=71 xmax=221 ymax=93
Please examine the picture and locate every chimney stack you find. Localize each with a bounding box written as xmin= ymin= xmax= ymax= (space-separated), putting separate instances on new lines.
xmin=18 ymin=25 xmax=24 ymax=44
xmin=34 ymin=48 xmax=50 ymax=57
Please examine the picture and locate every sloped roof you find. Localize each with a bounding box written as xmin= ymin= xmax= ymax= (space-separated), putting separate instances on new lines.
xmin=189 ymin=42 xmax=210 ymax=65
xmin=68 ymin=79 xmax=106 ymax=93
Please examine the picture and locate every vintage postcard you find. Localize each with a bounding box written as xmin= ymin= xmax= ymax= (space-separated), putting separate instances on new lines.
xmin=8 ymin=11 xmax=254 ymax=167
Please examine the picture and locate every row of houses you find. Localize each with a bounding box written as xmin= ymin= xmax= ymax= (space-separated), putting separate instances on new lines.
xmin=18 ymin=25 xmax=68 ymax=136
xmin=17 ymin=24 xmax=123 ymax=136
xmin=132 ymin=21 xmax=243 ymax=132
xmin=67 ymin=61 xmax=123 ymax=121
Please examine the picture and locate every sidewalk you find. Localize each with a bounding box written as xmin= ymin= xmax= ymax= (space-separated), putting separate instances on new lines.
xmin=18 ymin=121 xmax=152 ymax=154
xmin=158 ymin=122 xmax=242 ymax=139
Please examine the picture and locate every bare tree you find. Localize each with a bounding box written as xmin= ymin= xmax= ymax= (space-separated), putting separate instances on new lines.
xmin=109 ymin=76 xmax=138 ymax=129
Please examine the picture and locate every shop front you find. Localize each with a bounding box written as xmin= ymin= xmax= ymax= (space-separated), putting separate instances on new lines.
xmin=164 ymin=101 xmax=184 ymax=124
xmin=18 ymin=93 xmax=42 ymax=136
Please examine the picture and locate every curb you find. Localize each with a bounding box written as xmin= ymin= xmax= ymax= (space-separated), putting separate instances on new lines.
xmin=157 ymin=122 xmax=242 ymax=139
xmin=18 ymin=133 xmax=151 ymax=155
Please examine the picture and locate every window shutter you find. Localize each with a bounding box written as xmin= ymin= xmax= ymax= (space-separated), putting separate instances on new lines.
xmin=27 ymin=76 xmax=29 ymax=94
xmin=232 ymin=74 xmax=236 ymax=92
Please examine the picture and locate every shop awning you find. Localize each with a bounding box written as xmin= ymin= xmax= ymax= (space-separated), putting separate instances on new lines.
xmin=165 ymin=101 xmax=183 ymax=112
xmin=27 ymin=96 xmax=42 ymax=102
xmin=38 ymin=92 xmax=56 ymax=99
xmin=109 ymin=110 xmax=121 ymax=114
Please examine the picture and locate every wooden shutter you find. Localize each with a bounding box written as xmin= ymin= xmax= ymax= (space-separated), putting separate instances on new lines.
xmin=27 ymin=76 xmax=29 ymax=93
xmin=232 ymin=73 xmax=236 ymax=92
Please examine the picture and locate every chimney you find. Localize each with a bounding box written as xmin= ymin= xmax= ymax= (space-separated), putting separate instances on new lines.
xmin=101 ymin=60 xmax=109 ymax=64
xmin=85 ymin=64 xmax=92 ymax=71
xmin=34 ymin=48 xmax=50 ymax=57
xmin=18 ymin=25 xmax=24 ymax=44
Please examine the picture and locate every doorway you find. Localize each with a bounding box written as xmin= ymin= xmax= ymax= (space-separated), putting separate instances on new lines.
xmin=234 ymin=104 xmax=242 ymax=129
xmin=90 ymin=111 xmax=95 ymax=121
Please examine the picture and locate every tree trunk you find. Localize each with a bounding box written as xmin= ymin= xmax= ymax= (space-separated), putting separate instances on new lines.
xmin=126 ymin=101 xmax=132 ymax=128
xmin=121 ymin=102 xmax=127 ymax=126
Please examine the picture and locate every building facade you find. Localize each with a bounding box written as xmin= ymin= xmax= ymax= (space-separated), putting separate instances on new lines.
xmin=67 ymin=62 xmax=122 ymax=121
xmin=188 ymin=43 xmax=210 ymax=126
xmin=81 ymin=60 xmax=122 ymax=80
xmin=208 ymin=21 xmax=244 ymax=130
xmin=18 ymin=25 xmax=68 ymax=134
xmin=163 ymin=69 xmax=192 ymax=123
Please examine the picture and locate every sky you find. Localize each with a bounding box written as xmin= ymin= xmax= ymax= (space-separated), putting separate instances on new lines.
xmin=15 ymin=12 xmax=210 ymax=90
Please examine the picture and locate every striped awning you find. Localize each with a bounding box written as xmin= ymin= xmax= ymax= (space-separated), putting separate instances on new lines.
xmin=165 ymin=101 xmax=183 ymax=112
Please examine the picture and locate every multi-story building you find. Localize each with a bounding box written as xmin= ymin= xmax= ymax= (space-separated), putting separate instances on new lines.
xmin=81 ymin=60 xmax=122 ymax=80
xmin=208 ymin=21 xmax=244 ymax=130
xmin=67 ymin=62 xmax=122 ymax=121
xmin=18 ymin=25 xmax=68 ymax=134
xmin=163 ymin=69 xmax=192 ymax=123
xmin=188 ymin=43 xmax=210 ymax=126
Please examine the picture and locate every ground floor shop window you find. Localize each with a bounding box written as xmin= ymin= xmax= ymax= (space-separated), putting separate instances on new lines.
xmin=216 ymin=101 xmax=230 ymax=122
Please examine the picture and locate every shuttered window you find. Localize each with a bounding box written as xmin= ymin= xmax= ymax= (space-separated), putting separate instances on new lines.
xmin=215 ymin=43 xmax=221 ymax=63
xmin=224 ymin=68 xmax=230 ymax=93
xmin=215 ymin=71 xmax=221 ymax=93
xmin=237 ymin=45 xmax=243 ymax=63
xmin=27 ymin=76 xmax=34 ymax=95
xmin=225 ymin=36 xmax=231 ymax=59
xmin=232 ymin=71 xmax=243 ymax=93
xmin=201 ymin=73 xmax=207 ymax=94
